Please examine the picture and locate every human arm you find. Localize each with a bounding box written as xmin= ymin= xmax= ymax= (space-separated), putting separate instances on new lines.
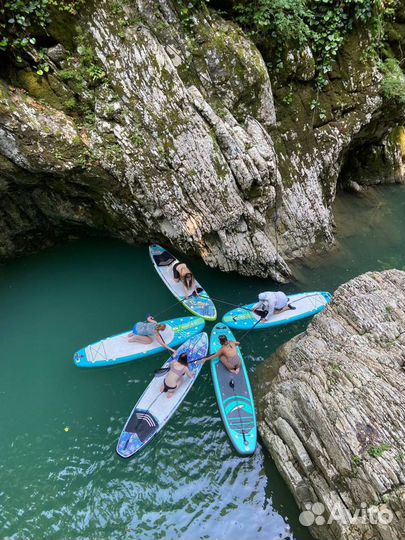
xmin=155 ymin=333 xmax=175 ymax=354
xmin=185 ymin=366 xmax=194 ymax=379
xmin=182 ymin=283 xmax=191 ymax=299
xmin=147 ymin=315 xmax=157 ymax=323
xmin=201 ymin=350 xmax=221 ymax=363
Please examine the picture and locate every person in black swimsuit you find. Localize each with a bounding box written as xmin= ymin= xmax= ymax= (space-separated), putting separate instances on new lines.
xmin=161 ymin=353 xmax=194 ymax=398
xmin=172 ymin=261 xmax=200 ymax=298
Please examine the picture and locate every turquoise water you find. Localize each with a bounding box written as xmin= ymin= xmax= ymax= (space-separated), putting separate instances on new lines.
xmin=0 ymin=185 xmax=403 ymax=540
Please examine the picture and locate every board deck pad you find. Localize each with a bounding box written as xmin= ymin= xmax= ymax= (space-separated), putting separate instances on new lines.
xmin=222 ymin=292 xmax=332 ymax=330
xmin=209 ymin=323 xmax=256 ymax=455
xmin=149 ymin=244 xmax=217 ymax=321
xmin=117 ymin=332 xmax=208 ymax=458
xmin=74 ymin=316 xmax=205 ymax=368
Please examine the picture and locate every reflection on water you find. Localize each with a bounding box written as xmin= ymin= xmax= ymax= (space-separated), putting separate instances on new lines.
xmin=0 ymin=184 xmax=403 ymax=540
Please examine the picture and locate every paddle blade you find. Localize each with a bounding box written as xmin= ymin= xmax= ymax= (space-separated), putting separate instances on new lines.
xmin=154 ymin=367 xmax=169 ymax=377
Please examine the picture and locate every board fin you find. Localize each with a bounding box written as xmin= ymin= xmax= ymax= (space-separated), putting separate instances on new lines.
xmin=153 ymin=252 xmax=176 ymax=267
xmin=126 ymin=410 xmax=159 ymax=442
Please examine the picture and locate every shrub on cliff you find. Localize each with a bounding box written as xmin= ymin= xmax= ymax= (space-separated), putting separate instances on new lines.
xmin=381 ymin=58 xmax=405 ymax=105
xmin=210 ymin=0 xmax=400 ymax=88
xmin=0 ymin=0 xmax=82 ymax=64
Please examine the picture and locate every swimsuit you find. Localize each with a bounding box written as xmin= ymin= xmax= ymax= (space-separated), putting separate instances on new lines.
xmin=221 ymin=347 xmax=241 ymax=370
xmin=163 ymin=380 xmax=177 ymax=392
xmin=133 ymin=322 xmax=157 ymax=336
xmin=173 ymin=262 xmax=182 ymax=280
xmin=228 ymin=354 xmax=241 ymax=369
xmin=169 ymin=363 xmax=187 ymax=376
xmin=163 ymin=363 xmax=187 ymax=392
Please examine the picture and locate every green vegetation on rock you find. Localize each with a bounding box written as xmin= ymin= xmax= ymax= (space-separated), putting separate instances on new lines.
xmin=229 ymin=0 xmax=400 ymax=88
xmin=0 ymin=0 xmax=83 ymax=60
xmin=381 ymin=57 xmax=405 ymax=105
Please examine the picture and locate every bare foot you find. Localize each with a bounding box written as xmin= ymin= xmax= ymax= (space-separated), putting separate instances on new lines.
xmin=167 ymin=392 xmax=176 ymax=399
xmin=160 ymin=385 xmax=164 ymax=392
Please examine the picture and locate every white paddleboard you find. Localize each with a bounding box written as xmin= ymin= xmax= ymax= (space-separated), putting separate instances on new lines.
xmin=116 ymin=332 xmax=209 ymax=457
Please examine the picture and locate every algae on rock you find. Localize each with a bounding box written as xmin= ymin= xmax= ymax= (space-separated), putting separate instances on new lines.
xmin=0 ymin=0 xmax=404 ymax=279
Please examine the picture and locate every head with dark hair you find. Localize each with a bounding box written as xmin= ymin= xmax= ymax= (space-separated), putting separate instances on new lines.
xmin=183 ymin=272 xmax=194 ymax=289
xmin=219 ymin=335 xmax=228 ymax=346
xmin=178 ymin=353 xmax=188 ymax=366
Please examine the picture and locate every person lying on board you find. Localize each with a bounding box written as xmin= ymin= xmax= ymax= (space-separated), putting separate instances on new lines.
xmin=127 ymin=315 xmax=176 ymax=353
xmin=161 ymin=353 xmax=194 ymax=398
xmin=204 ymin=335 xmax=241 ymax=374
xmin=253 ymin=291 xmax=296 ymax=322
xmin=172 ymin=261 xmax=201 ymax=299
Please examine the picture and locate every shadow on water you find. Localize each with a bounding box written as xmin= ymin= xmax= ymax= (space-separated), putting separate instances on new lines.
xmin=0 ymin=184 xmax=403 ymax=540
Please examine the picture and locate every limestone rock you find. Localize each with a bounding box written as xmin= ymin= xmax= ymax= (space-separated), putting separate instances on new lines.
xmin=0 ymin=1 xmax=404 ymax=278
xmin=257 ymin=269 xmax=405 ymax=539
xmin=47 ymin=44 xmax=67 ymax=63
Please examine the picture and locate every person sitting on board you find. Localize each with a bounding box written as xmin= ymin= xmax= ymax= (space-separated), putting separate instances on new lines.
xmin=127 ymin=315 xmax=175 ymax=353
xmin=161 ymin=353 xmax=194 ymax=398
xmin=172 ymin=261 xmax=200 ymax=298
xmin=253 ymin=291 xmax=296 ymax=322
xmin=204 ymin=335 xmax=241 ymax=375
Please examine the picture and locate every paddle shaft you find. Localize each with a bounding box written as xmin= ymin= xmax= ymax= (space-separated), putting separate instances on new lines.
xmin=238 ymin=317 xmax=263 ymax=342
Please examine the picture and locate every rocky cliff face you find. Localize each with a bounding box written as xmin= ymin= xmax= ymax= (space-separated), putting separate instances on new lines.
xmin=257 ymin=270 xmax=405 ymax=539
xmin=0 ymin=1 xmax=404 ymax=279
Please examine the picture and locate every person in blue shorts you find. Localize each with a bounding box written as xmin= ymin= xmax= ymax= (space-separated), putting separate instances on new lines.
xmin=127 ymin=315 xmax=175 ymax=353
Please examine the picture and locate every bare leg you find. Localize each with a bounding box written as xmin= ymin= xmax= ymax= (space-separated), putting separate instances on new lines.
xmin=220 ymin=355 xmax=239 ymax=374
xmin=128 ymin=335 xmax=153 ymax=344
xmin=167 ymin=384 xmax=179 ymax=399
xmin=275 ymin=305 xmax=291 ymax=314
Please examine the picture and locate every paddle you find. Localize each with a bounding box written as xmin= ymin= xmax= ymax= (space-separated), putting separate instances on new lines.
xmin=154 ymin=354 xmax=211 ymax=376
xmin=229 ymin=378 xmax=247 ymax=446
xmin=238 ymin=316 xmax=263 ymax=342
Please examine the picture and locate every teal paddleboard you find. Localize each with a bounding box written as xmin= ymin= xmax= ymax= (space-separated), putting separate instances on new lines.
xmin=209 ymin=323 xmax=257 ymax=455
xmin=74 ymin=316 xmax=205 ymax=368
xmin=223 ymin=291 xmax=332 ymax=330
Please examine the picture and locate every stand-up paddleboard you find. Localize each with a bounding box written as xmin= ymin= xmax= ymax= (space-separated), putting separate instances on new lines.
xmin=209 ymin=324 xmax=256 ymax=455
xmin=149 ymin=244 xmax=217 ymax=322
xmin=223 ymin=292 xmax=332 ymax=330
xmin=117 ymin=332 xmax=208 ymax=458
xmin=73 ymin=316 xmax=205 ymax=368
